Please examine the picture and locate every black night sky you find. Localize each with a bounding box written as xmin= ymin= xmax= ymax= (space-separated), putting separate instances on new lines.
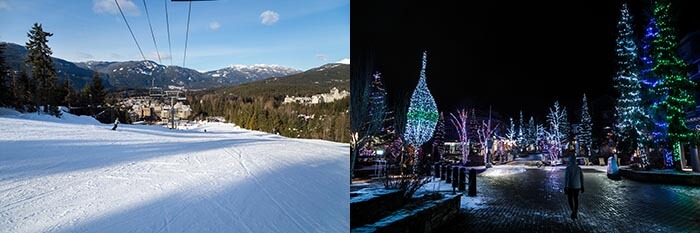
xmin=351 ymin=1 xmax=700 ymax=124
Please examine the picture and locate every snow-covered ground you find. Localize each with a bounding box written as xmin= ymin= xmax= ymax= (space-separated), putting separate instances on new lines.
xmin=0 ymin=109 xmax=348 ymax=233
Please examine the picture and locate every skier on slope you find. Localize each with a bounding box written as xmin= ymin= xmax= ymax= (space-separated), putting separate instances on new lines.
xmin=112 ymin=117 xmax=119 ymax=131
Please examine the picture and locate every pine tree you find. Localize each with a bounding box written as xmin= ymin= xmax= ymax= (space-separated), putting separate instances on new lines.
xmin=651 ymin=0 xmax=695 ymax=170
xmin=368 ymin=72 xmax=390 ymax=139
xmin=405 ymin=51 xmax=438 ymax=147
xmin=640 ymin=14 xmax=666 ymax=145
xmin=90 ymin=72 xmax=106 ymax=109
xmin=560 ymin=107 xmax=571 ymax=150
xmin=613 ymin=3 xmax=651 ymax=167
xmin=507 ymin=117 xmax=516 ymax=142
xmin=0 ymin=42 xmax=10 ymax=106
xmin=517 ymin=111 xmax=525 ymax=148
xmin=25 ymin=23 xmax=59 ymax=116
xmin=59 ymin=79 xmax=74 ymax=107
xmin=83 ymin=82 xmax=93 ymax=115
xmin=432 ymin=112 xmax=446 ymax=160
xmin=578 ymin=94 xmax=593 ymax=158
xmin=15 ymin=69 xmax=35 ymax=112
xmin=527 ymin=116 xmax=536 ymax=150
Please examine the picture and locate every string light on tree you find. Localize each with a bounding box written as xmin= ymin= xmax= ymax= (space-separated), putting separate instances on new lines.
xmin=450 ymin=109 xmax=470 ymax=164
xmin=651 ymin=0 xmax=695 ymax=170
xmin=613 ymin=3 xmax=650 ymax=168
xmin=405 ymin=51 xmax=439 ymax=147
xmin=578 ymin=94 xmax=593 ymax=158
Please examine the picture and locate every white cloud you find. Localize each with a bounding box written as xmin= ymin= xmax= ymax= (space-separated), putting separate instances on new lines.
xmin=209 ymin=21 xmax=221 ymax=30
xmin=0 ymin=1 xmax=10 ymax=10
xmin=260 ymin=10 xmax=280 ymax=25
xmin=336 ymin=58 xmax=349 ymax=64
xmin=315 ymin=54 xmax=328 ymax=62
xmin=143 ymin=52 xmax=171 ymax=62
xmin=76 ymin=52 xmax=94 ymax=59
xmin=93 ymin=0 xmax=139 ymax=16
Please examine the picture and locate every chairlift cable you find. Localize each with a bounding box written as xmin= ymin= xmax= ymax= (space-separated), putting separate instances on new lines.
xmin=143 ymin=0 xmax=161 ymax=63
xmin=183 ymin=1 xmax=192 ymax=67
xmin=114 ymin=0 xmax=146 ymax=61
xmin=164 ymin=0 xmax=173 ymax=66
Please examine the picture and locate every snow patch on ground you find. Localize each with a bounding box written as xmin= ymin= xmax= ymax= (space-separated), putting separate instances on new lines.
xmin=0 ymin=110 xmax=348 ymax=233
xmin=481 ymin=166 xmax=526 ymax=177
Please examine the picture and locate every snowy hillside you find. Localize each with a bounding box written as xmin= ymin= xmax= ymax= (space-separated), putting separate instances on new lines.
xmin=0 ymin=108 xmax=349 ymax=233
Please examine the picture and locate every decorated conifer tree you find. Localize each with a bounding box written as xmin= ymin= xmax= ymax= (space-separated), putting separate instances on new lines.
xmin=578 ymin=94 xmax=593 ymax=158
xmin=432 ymin=112 xmax=446 ymax=161
xmin=651 ymin=0 xmax=695 ymax=170
xmin=613 ymin=3 xmax=651 ymax=168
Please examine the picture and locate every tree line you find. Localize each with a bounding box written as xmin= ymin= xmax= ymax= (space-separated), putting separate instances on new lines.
xmin=0 ymin=23 xmax=123 ymax=123
xmin=188 ymin=92 xmax=349 ymax=143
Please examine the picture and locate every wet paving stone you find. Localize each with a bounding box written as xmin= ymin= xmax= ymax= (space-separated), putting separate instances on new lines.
xmin=436 ymin=167 xmax=700 ymax=233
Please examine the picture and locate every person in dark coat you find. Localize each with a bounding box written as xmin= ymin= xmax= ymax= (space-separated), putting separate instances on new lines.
xmin=564 ymin=156 xmax=584 ymax=219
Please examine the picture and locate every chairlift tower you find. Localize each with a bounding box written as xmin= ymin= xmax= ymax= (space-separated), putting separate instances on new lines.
xmin=166 ymin=90 xmax=187 ymax=129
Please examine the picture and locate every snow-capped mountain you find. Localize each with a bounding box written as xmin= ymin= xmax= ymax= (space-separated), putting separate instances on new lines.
xmin=205 ymin=64 xmax=301 ymax=85
xmin=2 ymin=42 xmax=302 ymax=89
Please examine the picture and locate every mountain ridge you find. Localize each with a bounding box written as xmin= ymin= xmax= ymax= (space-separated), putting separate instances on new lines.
xmin=1 ymin=42 xmax=312 ymax=90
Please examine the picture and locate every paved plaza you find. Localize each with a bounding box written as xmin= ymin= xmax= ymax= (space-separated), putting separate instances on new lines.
xmin=435 ymin=166 xmax=700 ymax=233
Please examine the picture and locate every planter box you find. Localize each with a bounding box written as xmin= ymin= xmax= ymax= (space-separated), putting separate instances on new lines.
xmin=352 ymin=193 xmax=462 ymax=233
xmin=351 ymin=189 xmax=406 ymax=228
xmin=620 ymin=169 xmax=700 ymax=187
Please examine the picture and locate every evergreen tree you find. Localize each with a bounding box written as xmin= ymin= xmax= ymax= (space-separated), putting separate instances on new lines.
xmin=0 ymin=42 xmax=10 ymax=107
xmin=639 ymin=13 xmax=666 ymax=145
xmin=15 ymin=69 xmax=35 ymax=112
xmin=432 ymin=112 xmax=446 ymax=160
xmin=25 ymin=23 xmax=58 ymax=116
xmin=578 ymin=94 xmax=593 ymax=158
xmin=527 ymin=116 xmax=536 ymax=150
xmin=83 ymin=82 xmax=93 ymax=115
xmin=613 ymin=3 xmax=651 ymax=167
xmin=507 ymin=117 xmax=516 ymax=142
xmin=651 ymin=0 xmax=695 ymax=170
xmin=89 ymin=72 xmax=106 ymax=108
xmin=560 ymin=107 xmax=571 ymax=150
xmin=60 ymin=79 xmax=75 ymax=108
xmin=517 ymin=111 xmax=525 ymax=148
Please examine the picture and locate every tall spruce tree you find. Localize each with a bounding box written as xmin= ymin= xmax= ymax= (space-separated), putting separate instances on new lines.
xmin=90 ymin=72 xmax=106 ymax=109
xmin=651 ymin=0 xmax=695 ymax=170
xmin=432 ymin=112 xmax=446 ymax=160
xmin=517 ymin=111 xmax=525 ymax=148
xmin=25 ymin=23 xmax=59 ymax=116
xmin=0 ymin=42 xmax=9 ymax=106
xmin=527 ymin=116 xmax=536 ymax=150
xmin=578 ymin=94 xmax=593 ymax=158
xmin=560 ymin=107 xmax=572 ymax=150
xmin=613 ymin=3 xmax=651 ymax=167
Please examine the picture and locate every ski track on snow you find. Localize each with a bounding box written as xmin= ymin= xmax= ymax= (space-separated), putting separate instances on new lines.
xmin=0 ymin=111 xmax=348 ymax=233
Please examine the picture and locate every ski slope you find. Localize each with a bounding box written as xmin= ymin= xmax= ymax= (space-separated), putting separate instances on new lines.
xmin=0 ymin=109 xmax=349 ymax=233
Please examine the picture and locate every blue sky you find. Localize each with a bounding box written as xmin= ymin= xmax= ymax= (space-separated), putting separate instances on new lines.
xmin=0 ymin=0 xmax=349 ymax=71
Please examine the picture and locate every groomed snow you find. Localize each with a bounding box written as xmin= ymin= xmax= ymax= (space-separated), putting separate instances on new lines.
xmin=0 ymin=109 xmax=349 ymax=233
